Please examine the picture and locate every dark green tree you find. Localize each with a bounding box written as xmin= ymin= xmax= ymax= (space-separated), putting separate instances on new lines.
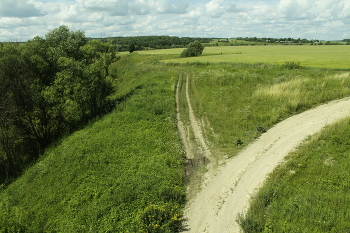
xmin=129 ymin=44 xmax=136 ymax=53
xmin=180 ymin=40 xmax=204 ymax=58
xmin=0 ymin=26 xmax=117 ymax=184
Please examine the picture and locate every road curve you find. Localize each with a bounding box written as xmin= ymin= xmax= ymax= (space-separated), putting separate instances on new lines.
xmin=184 ymin=96 xmax=350 ymax=232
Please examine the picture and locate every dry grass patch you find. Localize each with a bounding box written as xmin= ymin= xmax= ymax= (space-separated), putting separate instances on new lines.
xmin=254 ymin=77 xmax=308 ymax=99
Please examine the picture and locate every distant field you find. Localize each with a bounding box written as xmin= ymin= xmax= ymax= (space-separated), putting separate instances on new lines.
xmin=138 ymin=45 xmax=350 ymax=69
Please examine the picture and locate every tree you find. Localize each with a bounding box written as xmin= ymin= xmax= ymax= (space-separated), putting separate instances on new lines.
xmin=180 ymin=40 xmax=204 ymax=58
xmin=129 ymin=44 xmax=136 ymax=53
xmin=0 ymin=26 xmax=117 ymax=184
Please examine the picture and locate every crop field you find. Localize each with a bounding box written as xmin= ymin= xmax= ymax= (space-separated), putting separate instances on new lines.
xmin=139 ymin=45 xmax=350 ymax=69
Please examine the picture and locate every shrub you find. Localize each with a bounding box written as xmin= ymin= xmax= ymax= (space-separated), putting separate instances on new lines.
xmin=282 ymin=61 xmax=302 ymax=70
xmin=136 ymin=204 xmax=183 ymax=233
xmin=180 ymin=41 xmax=204 ymax=58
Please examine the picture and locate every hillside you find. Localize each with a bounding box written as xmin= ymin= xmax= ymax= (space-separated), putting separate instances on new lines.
xmin=0 ymin=54 xmax=186 ymax=232
xmin=1 ymin=43 xmax=350 ymax=232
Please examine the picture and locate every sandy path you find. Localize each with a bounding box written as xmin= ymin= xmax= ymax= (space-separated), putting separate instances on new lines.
xmin=180 ymin=78 xmax=350 ymax=232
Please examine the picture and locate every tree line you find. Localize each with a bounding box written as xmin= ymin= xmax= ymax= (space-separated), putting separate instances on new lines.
xmin=0 ymin=26 xmax=118 ymax=185
xmin=94 ymin=36 xmax=211 ymax=51
xmin=235 ymin=37 xmax=350 ymax=45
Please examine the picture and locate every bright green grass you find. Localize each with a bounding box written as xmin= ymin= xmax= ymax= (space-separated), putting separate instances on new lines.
xmin=239 ymin=118 xmax=350 ymax=232
xmin=137 ymin=48 xmax=185 ymax=56
xmin=140 ymin=45 xmax=350 ymax=69
xmin=1 ymin=52 xmax=349 ymax=232
xmin=0 ymin=56 xmax=185 ymax=232
xmin=182 ymin=63 xmax=350 ymax=159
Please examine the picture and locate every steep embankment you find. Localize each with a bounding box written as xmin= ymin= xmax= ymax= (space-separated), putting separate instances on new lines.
xmin=0 ymin=61 xmax=186 ymax=232
xmin=179 ymin=73 xmax=350 ymax=232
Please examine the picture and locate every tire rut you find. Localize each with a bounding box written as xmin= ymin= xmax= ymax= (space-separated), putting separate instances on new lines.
xmin=177 ymin=74 xmax=350 ymax=232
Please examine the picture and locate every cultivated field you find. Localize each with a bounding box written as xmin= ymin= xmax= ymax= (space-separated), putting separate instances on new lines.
xmin=139 ymin=45 xmax=350 ymax=69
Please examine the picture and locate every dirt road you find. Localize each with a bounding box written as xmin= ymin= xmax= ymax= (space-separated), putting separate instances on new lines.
xmin=177 ymin=75 xmax=350 ymax=232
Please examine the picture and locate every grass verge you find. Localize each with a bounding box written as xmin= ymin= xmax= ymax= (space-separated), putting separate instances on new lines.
xmin=238 ymin=118 xmax=350 ymax=232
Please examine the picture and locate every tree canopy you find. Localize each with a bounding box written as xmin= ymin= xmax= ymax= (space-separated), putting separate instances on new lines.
xmin=0 ymin=26 xmax=118 ymax=184
xmin=180 ymin=40 xmax=204 ymax=58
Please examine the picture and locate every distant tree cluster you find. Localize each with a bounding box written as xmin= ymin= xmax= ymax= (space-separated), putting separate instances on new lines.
xmin=180 ymin=41 xmax=204 ymax=58
xmin=235 ymin=37 xmax=320 ymax=44
xmin=101 ymin=36 xmax=211 ymax=51
xmin=0 ymin=26 xmax=118 ymax=184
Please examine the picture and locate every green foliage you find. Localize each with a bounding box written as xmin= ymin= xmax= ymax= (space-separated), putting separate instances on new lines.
xmin=239 ymin=118 xmax=350 ymax=232
xmin=108 ymin=36 xmax=210 ymax=51
xmin=0 ymin=26 xmax=117 ymax=184
xmin=180 ymin=41 xmax=204 ymax=58
xmin=136 ymin=204 xmax=183 ymax=232
xmin=129 ymin=44 xmax=136 ymax=53
xmin=282 ymin=61 xmax=302 ymax=70
xmin=0 ymin=57 xmax=185 ymax=232
xmin=1 ymin=47 xmax=349 ymax=232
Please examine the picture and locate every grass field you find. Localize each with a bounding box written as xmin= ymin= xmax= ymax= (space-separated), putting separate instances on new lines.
xmin=178 ymin=63 xmax=350 ymax=160
xmin=239 ymin=118 xmax=350 ymax=232
xmin=1 ymin=46 xmax=350 ymax=231
xmin=138 ymin=45 xmax=350 ymax=69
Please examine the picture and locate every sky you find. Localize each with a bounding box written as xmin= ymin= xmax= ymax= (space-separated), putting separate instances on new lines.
xmin=0 ymin=0 xmax=349 ymax=42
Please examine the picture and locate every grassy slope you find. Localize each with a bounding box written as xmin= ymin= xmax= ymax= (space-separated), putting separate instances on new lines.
xmin=1 ymin=46 xmax=350 ymax=232
xmin=239 ymin=118 xmax=350 ymax=232
xmin=0 ymin=54 xmax=185 ymax=232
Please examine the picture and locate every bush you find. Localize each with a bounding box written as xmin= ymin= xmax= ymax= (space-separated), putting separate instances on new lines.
xmin=136 ymin=204 xmax=183 ymax=233
xmin=282 ymin=61 xmax=302 ymax=70
xmin=180 ymin=41 xmax=204 ymax=58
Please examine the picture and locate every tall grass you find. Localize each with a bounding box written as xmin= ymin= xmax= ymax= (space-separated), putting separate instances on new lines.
xmin=0 ymin=55 xmax=186 ymax=232
xmin=185 ymin=63 xmax=350 ymax=159
xmin=238 ymin=118 xmax=350 ymax=232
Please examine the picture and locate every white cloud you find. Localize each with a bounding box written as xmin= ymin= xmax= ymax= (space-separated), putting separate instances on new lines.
xmin=277 ymin=0 xmax=313 ymax=20
xmin=226 ymin=4 xmax=240 ymax=13
xmin=339 ymin=0 xmax=350 ymax=19
xmin=77 ymin=0 xmax=130 ymax=16
xmin=129 ymin=0 xmax=155 ymax=15
xmin=205 ymin=0 xmax=225 ymax=18
xmin=183 ymin=18 xmax=199 ymax=26
xmin=205 ymin=0 xmax=242 ymax=18
xmin=156 ymin=0 xmax=189 ymax=14
xmin=182 ymin=7 xmax=204 ymax=19
xmin=0 ymin=0 xmax=45 ymax=18
xmin=0 ymin=0 xmax=349 ymax=42
xmin=324 ymin=20 xmax=344 ymax=28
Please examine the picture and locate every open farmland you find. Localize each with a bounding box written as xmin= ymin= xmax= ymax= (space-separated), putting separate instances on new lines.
xmin=138 ymin=45 xmax=350 ymax=69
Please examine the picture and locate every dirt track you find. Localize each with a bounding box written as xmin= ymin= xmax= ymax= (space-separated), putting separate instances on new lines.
xmin=177 ymin=75 xmax=350 ymax=232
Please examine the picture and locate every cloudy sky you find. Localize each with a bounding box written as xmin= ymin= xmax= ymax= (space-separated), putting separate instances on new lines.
xmin=0 ymin=0 xmax=349 ymax=42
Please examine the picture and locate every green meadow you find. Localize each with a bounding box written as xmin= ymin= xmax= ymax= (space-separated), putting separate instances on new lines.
xmin=1 ymin=44 xmax=350 ymax=232
xmin=139 ymin=45 xmax=350 ymax=69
